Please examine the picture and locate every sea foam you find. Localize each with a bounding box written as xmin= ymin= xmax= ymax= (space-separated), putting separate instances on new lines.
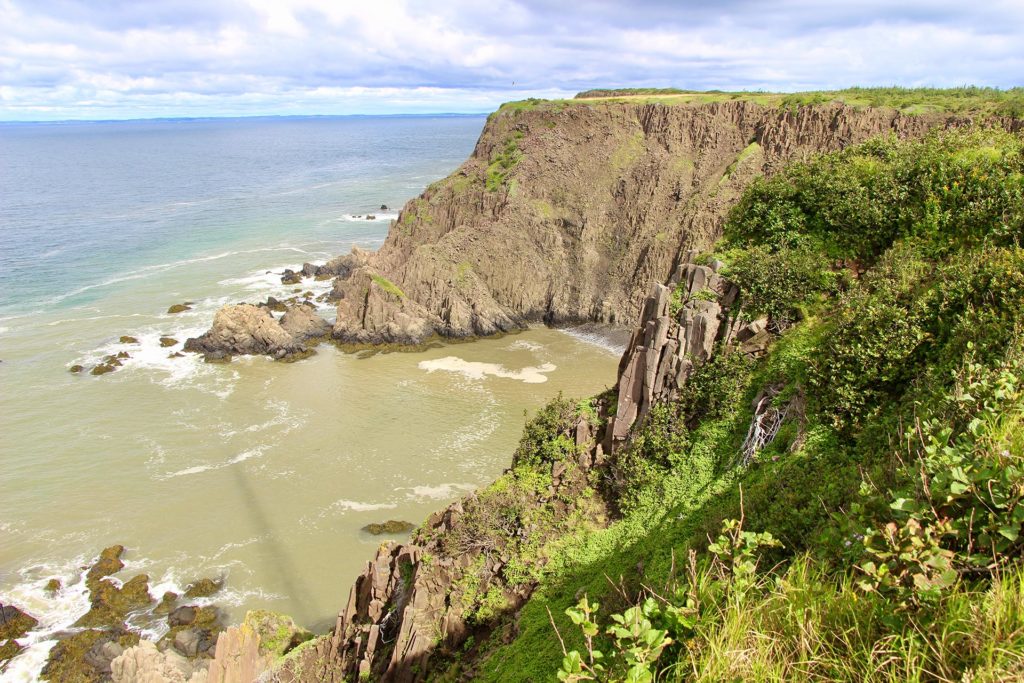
xmin=418 ymin=356 xmax=556 ymax=384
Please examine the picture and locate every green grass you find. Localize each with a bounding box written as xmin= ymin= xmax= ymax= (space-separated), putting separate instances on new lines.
xmin=489 ymin=87 xmax=1024 ymax=121
xmin=370 ymin=273 xmax=406 ymax=299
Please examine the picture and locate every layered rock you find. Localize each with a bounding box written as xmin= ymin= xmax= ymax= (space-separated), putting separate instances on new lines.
xmin=607 ymin=251 xmax=773 ymax=446
xmin=327 ymin=100 xmax=972 ymax=344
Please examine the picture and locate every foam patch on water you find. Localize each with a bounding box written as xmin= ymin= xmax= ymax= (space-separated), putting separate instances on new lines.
xmin=160 ymin=445 xmax=267 ymax=479
xmin=341 ymin=212 xmax=399 ymax=222
xmin=507 ymin=339 xmax=544 ymax=352
xmin=558 ymin=326 xmax=628 ymax=356
xmin=418 ymin=356 xmax=556 ymax=384
xmin=402 ymin=483 xmax=477 ymax=500
xmin=0 ymin=555 xmax=93 ymax=682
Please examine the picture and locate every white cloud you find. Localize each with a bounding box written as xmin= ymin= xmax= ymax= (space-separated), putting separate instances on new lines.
xmin=0 ymin=0 xmax=1020 ymax=120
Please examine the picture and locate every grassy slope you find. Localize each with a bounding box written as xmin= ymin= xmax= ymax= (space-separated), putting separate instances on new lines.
xmin=495 ymin=86 xmax=1024 ymax=119
xmin=440 ymin=125 xmax=1024 ymax=681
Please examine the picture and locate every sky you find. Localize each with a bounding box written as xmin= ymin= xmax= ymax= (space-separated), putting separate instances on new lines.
xmin=1 ymin=0 xmax=1022 ymax=121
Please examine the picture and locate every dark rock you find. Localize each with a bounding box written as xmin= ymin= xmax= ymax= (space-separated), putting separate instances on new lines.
xmin=0 ymin=604 xmax=38 ymax=641
xmin=91 ymin=363 xmax=115 ymax=376
xmin=154 ymin=591 xmax=178 ymax=615
xmin=119 ymin=336 xmax=139 ymax=344
xmin=83 ymin=638 xmax=125 ymax=675
xmin=362 ymin=520 xmax=415 ymax=535
xmin=173 ymin=628 xmax=201 ymax=657
xmin=301 ymin=263 xmax=318 ymax=278
xmin=366 ymin=214 xmax=376 ymax=220
xmin=116 ymin=351 xmax=130 ymax=360
xmin=262 ymin=296 xmax=287 ymax=312
xmin=159 ymin=337 xmax=178 ymax=348
xmin=45 ymin=578 xmax=62 ymax=595
xmin=281 ymin=269 xmax=302 ymax=285
xmin=69 ymin=365 xmax=84 ymax=374
xmin=184 ymin=578 xmax=221 ymax=599
xmin=380 ymin=204 xmax=389 ymax=211
xmin=168 ymin=351 xmax=184 ymax=358
xmin=167 ymin=304 xmax=192 ymax=314
xmin=202 ymin=350 xmax=233 ymax=364
xmin=168 ymin=605 xmax=197 ymax=628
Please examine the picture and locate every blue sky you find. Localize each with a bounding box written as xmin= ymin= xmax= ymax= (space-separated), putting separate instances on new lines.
xmin=1 ymin=0 xmax=1022 ymax=120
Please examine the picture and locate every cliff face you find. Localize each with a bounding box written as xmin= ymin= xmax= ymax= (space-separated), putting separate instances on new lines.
xmin=330 ymin=101 xmax=961 ymax=344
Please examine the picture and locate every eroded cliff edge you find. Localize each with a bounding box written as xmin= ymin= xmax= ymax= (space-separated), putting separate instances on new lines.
xmin=326 ymin=100 xmax=969 ymax=345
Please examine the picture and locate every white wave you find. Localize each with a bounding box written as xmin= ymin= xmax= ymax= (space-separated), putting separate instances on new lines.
xmin=39 ymin=246 xmax=322 ymax=307
xmin=418 ymin=356 xmax=556 ymax=384
xmin=326 ymin=499 xmax=398 ymax=512
xmin=0 ymin=555 xmax=92 ymax=683
xmin=507 ymin=339 xmax=544 ymax=351
xmin=340 ymin=212 xmax=399 ymax=222
xmin=160 ymin=446 xmax=266 ymax=480
xmin=403 ymin=483 xmax=477 ymax=500
xmin=558 ymin=326 xmax=628 ymax=356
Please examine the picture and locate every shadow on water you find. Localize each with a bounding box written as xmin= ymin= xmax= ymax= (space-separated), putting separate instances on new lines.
xmin=228 ymin=463 xmax=320 ymax=626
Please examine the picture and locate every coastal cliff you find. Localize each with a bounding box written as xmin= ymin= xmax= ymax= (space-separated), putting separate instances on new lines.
xmin=326 ymin=100 xmax=966 ymax=345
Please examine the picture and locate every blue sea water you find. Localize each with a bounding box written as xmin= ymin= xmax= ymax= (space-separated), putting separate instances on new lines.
xmin=0 ymin=115 xmax=485 ymax=315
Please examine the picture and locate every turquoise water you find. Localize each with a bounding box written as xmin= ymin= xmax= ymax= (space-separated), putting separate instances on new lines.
xmin=0 ymin=115 xmax=482 ymax=314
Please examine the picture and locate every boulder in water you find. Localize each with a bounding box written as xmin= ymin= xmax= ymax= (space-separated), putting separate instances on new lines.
xmin=159 ymin=337 xmax=178 ymax=348
xmin=362 ymin=520 xmax=416 ymax=535
xmin=119 ymin=336 xmax=139 ymax=344
xmin=184 ymin=304 xmax=308 ymax=361
xmin=69 ymin=364 xmax=84 ymax=374
xmin=167 ymin=304 xmax=192 ymax=314
xmin=281 ymin=269 xmax=302 ymax=285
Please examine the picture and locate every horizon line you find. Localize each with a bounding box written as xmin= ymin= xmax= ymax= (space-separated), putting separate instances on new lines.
xmin=0 ymin=111 xmax=491 ymax=125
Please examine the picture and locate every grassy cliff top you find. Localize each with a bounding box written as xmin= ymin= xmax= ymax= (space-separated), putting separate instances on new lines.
xmin=496 ymin=86 xmax=1024 ymax=118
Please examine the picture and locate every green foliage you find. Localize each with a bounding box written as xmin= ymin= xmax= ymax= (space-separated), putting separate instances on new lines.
xmin=707 ymin=517 xmax=783 ymax=590
xmin=722 ymin=243 xmax=838 ymax=325
xmin=370 ymin=273 xmax=406 ymax=299
xmin=486 ymin=131 xmax=525 ymax=192
xmin=513 ymin=393 xmax=582 ymax=469
xmin=725 ymin=127 xmax=1024 ymax=263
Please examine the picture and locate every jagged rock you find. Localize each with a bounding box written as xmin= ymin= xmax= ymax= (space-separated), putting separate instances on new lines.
xmin=45 ymin=577 xmax=62 ymax=594
xmin=280 ymin=304 xmax=331 ymax=342
xmin=380 ymin=204 xmax=389 ymax=210
xmin=301 ymin=263 xmax=318 ymax=278
xmin=111 ymin=639 xmax=207 ymax=683
xmin=184 ymin=304 xmax=307 ymax=360
xmin=281 ymin=269 xmax=302 ymax=285
xmin=91 ymin=363 xmax=116 ymax=376
xmin=204 ymin=621 xmax=268 ymax=683
xmin=86 ymin=545 xmax=125 ymax=589
xmin=243 ymin=610 xmax=312 ymax=657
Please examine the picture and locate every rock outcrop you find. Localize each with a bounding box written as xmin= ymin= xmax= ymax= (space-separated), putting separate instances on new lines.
xmin=324 ymin=100 xmax=976 ymax=345
xmin=184 ymin=304 xmax=311 ymax=361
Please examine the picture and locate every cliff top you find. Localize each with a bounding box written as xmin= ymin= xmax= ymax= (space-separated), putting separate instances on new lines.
xmin=495 ymin=85 xmax=1024 ymax=119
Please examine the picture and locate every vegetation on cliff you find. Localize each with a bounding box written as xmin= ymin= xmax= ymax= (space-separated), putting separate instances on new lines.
xmin=437 ymin=126 xmax=1024 ymax=681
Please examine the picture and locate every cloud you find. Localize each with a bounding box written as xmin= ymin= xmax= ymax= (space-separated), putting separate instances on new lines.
xmin=0 ymin=0 xmax=1021 ymax=120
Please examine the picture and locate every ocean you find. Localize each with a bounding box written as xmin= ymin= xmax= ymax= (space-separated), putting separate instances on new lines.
xmin=0 ymin=116 xmax=621 ymax=680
